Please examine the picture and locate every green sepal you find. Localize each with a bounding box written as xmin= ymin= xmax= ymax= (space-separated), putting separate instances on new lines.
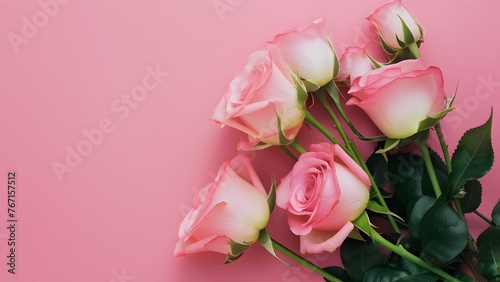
xmin=294 ymin=75 xmax=309 ymax=106
xmin=376 ymin=138 xmax=400 ymax=154
xmin=416 ymin=22 xmax=425 ymax=41
xmin=326 ymin=35 xmax=340 ymax=78
xmin=324 ymin=80 xmax=340 ymax=105
xmin=302 ymin=79 xmax=320 ymax=92
xmin=352 ymin=211 xmax=374 ymax=238
xmin=257 ymin=229 xmax=291 ymax=265
xmin=347 ymin=227 xmax=366 ymax=241
xmin=267 ymin=177 xmax=276 ymax=214
xmin=333 ymin=50 xmax=340 ymax=79
xmin=237 ymin=141 xmax=272 ymax=151
xmin=275 ymin=110 xmax=294 ymax=146
xmin=366 ymin=200 xmax=404 ymax=222
xmin=379 ymin=34 xmax=397 ymax=54
xmin=224 ymin=239 xmax=252 ymax=264
xmin=417 ymin=108 xmax=454 ymax=132
xmin=366 ymin=52 xmax=384 ymax=69
xmin=321 ymin=81 xmax=387 ymax=142
xmin=396 ymin=34 xmax=406 ymax=48
xmin=398 ymin=14 xmax=415 ymax=45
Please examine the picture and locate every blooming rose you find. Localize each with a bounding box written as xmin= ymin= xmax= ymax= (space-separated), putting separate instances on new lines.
xmin=337 ymin=46 xmax=376 ymax=86
xmin=346 ymin=59 xmax=445 ymax=139
xmin=212 ymin=48 xmax=307 ymax=150
xmin=174 ymin=155 xmax=270 ymax=257
xmin=368 ymin=0 xmax=423 ymax=51
xmin=268 ymin=18 xmax=337 ymax=91
xmin=276 ymin=143 xmax=370 ymax=254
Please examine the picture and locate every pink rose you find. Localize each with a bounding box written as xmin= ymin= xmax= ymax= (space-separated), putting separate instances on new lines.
xmin=368 ymin=0 xmax=423 ymax=51
xmin=337 ymin=46 xmax=376 ymax=86
xmin=346 ymin=59 xmax=445 ymax=139
xmin=276 ymin=143 xmax=370 ymax=254
xmin=174 ymin=155 xmax=270 ymax=257
xmin=268 ymin=19 xmax=337 ymax=90
xmin=212 ymin=48 xmax=307 ymax=150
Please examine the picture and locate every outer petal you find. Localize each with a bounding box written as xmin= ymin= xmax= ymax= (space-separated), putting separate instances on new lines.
xmin=337 ymin=46 xmax=375 ymax=84
xmin=299 ymin=222 xmax=354 ymax=254
xmin=276 ymin=172 xmax=292 ymax=209
xmin=313 ymin=162 xmax=370 ymax=230
xmin=347 ymin=70 xmax=443 ymax=139
xmin=212 ymin=95 xmax=259 ymax=139
xmin=228 ymin=154 xmax=267 ymax=195
xmin=174 ymin=235 xmax=231 ymax=256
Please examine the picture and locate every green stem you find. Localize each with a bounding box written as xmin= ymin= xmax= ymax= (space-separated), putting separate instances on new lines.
xmin=461 ymin=253 xmax=483 ymax=282
xmin=305 ymin=111 xmax=344 ymax=149
xmin=407 ymin=42 xmax=421 ymax=59
xmin=371 ymin=229 xmax=460 ymax=282
xmin=317 ymin=94 xmax=358 ymax=163
xmin=280 ymin=146 xmax=298 ymax=161
xmin=271 ymin=239 xmax=343 ymax=282
xmin=435 ymin=123 xmax=452 ymax=174
xmin=417 ymin=142 xmax=442 ymax=198
xmin=435 ymin=123 xmax=477 ymax=250
xmin=318 ymin=92 xmax=400 ymax=233
xmin=351 ymin=143 xmax=401 ymax=234
xmin=328 ymin=88 xmax=385 ymax=142
xmin=289 ymin=140 xmax=306 ymax=154
xmin=474 ymin=210 xmax=494 ymax=225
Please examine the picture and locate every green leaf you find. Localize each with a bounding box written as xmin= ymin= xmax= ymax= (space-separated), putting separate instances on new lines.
xmin=340 ymin=238 xmax=386 ymax=282
xmin=363 ymin=256 xmax=438 ymax=282
xmin=224 ymin=239 xmax=251 ymax=264
xmin=446 ymin=110 xmax=494 ymax=201
xmin=267 ymin=177 xmax=276 ymax=214
xmin=459 ymin=179 xmax=482 ymax=213
xmin=366 ymin=151 xmax=388 ymax=190
xmin=408 ymin=196 xmax=436 ymax=240
xmin=323 ymin=266 xmax=353 ymax=282
xmin=419 ymin=203 xmax=468 ymax=266
xmin=452 ymin=271 xmax=475 ymax=282
xmin=376 ymin=139 xmax=400 ymax=154
xmin=493 ymin=200 xmax=500 ymax=226
xmin=388 ymin=154 xmax=426 ymax=206
xmin=477 ymin=226 xmax=500 ymax=280
xmin=366 ymin=201 xmax=403 ymax=221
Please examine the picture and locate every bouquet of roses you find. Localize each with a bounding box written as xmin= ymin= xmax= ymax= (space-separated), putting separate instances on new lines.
xmin=174 ymin=1 xmax=499 ymax=281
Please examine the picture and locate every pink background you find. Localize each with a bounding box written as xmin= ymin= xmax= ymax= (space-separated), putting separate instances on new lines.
xmin=1 ymin=0 xmax=499 ymax=281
